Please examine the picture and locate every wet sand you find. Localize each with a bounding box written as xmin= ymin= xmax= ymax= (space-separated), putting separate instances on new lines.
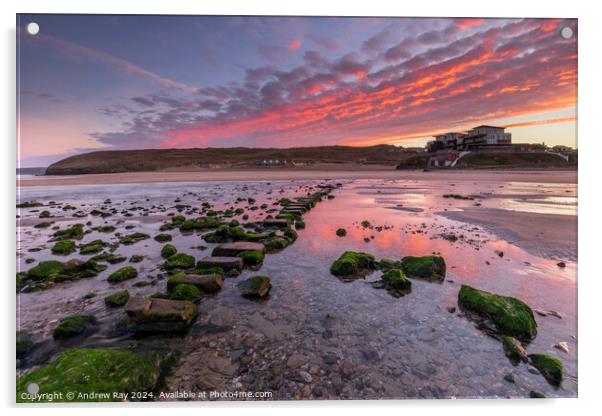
xmin=439 ymin=208 xmax=577 ymax=261
xmin=18 ymin=168 xmax=577 ymax=187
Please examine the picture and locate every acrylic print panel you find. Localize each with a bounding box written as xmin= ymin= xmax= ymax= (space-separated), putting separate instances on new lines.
xmin=16 ymin=14 xmax=577 ymax=402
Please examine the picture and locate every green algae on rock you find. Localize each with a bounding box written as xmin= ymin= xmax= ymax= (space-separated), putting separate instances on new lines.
xmin=79 ymin=239 xmax=108 ymax=255
xmin=381 ymin=269 xmax=412 ymax=297
xmin=161 ymin=244 xmax=177 ymax=259
xmin=330 ymin=251 xmax=377 ymax=280
xmin=107 ymin=266 xmax=138 ymax=284
xmin=52 ymin=224 xmax=84 ymax=240
xmin=16 ymin=348 xmax=169 ymax=402
xmin=237 ymin=275 xmax=272 ymax=298
xmin=51 ymin=239 xmax=76 ymax=255
xmin=502 ymin=335 xmax=528 ymax=362
xmin=170 ymin=283 xmax=202 ymax=302
xmin=336 ymin=228 xmax=347 ymax=237
xmin=458 ymin=285 xmax=537 ymax=341
xmin=400 ymin=255 xmax=446 ymax=282
xmin=22 ymin=259 xmax=107 ymax=292
xmin=164 ymin=253 xmax=195 ymax=270
xmin=119 ymin=232 xmax=150 ymax=245
xmin=529 ymin=353 xmax=563 ymax=387
xmin=154 ymin=233 xmax=172 ymax=242
xmin=104 ymin=290 xmax=130 ymax=307
xmin=53 ymin=315 xmax=96 ymax=339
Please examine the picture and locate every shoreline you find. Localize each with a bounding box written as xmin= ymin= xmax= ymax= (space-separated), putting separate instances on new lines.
xmin=18 ymin=168 xmax=577 ymax=187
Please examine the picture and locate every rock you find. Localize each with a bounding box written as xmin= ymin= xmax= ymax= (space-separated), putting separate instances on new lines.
xmin=208 ymin=356 xmax=237 ymax=376
xmin=263 ymin=219 xmax=289 ymax=228
xmin=528 ymin=365 xmax=540 ymax=374
xmin=16 ymin=330 xmax=36 ymax=359
xmin=53 ymin=315 xmax=96 ymax=339
xmin=107 ymin=266 xmax=138 ymax=283
xmin=458 ymin=285 xmax=537 ymax=341
xmin=212 ymin=241 xmax=265 ymax=256
xmin=554 ymin=341 xmax=569 ymax=354
xmin=164 ymin=253 xmax=195 ymax=270
xmin=125 ymin=297 xmax=198 ymax=333
xmin=330 ymin=251 xmax=377 ymax=279
xmin=167 ymin=272 xmax=223 ymax=293
xmin=336 ymin=228 xmax=347 ymax=237
xmin=197 ymin=256 xmax=243 ymax=273
xmin=104 ymin=290 xmax=130 ymax=307
xmin=169 ymin=284 xmax=202 ymax=302
xmin=529 ymin=353 xmax=563 ymax=387
xmin=502 ymin=336 xmax=528 ymax=362
xmin=381 ymin=269 xmax=412 ymax=297
xmin=22 ymin=259 xmax=106 ymax=291
xmin=446 ymin=306 xmax=456 ymax=313
xmin=51 ymin=240 xmax=76 ymax=255
xmin=161 ymin=244 xmax=177 ymax=259
xmin=529 ymin=390 xmax=546 ymax=398
xmin=154 ymin=233 xmax=172 ymax=242
xmin=547 ymin=310 xmax=563 ymax=319
xmin=379 ymin=258 xmax=400 ymax=271
xmin=503 ymin=372 xmax=516 ymax=383
xmin=78 ymin=240 xmax=107 ymax=255
xmin=400 ymin=255 xmax=446 ymax=282
xmin=297 ymin=371 xmax=313 ymax=383
xmin=237 ymin=276 xmax=271 ymax=298
xmin=557 ymin=261 xmax=566 ymax=268
xmin=495 ymin=250 xmax=504 ymax=258
xmin=119 ymin=232 xmax=150 ymax=245
xmin=287 ymin=353 xmax=307 ymax=369
xmin=16 ymin=348 xmax=170 ymax=402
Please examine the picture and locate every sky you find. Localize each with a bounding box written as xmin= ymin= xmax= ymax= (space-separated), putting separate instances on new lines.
xmin=17 ymin=14 xmax=577 ymax=167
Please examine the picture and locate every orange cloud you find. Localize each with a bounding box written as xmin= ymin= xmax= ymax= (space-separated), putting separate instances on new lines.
xmin=456 ymin=18 xmax=484 ymax=30
xmin=288 ymin=39 xmax=301 ymax=50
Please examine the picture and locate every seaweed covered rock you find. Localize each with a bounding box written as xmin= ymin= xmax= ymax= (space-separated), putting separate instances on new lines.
xmin=330 ymin=251 xmax=377 ymax=280
xmin=169 ymin=284 xmax=202 ymax=302
xmin=161 ymin=244 xmax=177 ymax=259
xmin=458 ymin=285 xmax=537 ymax=341
xmin=119 ymin=232 xmax=150 ymax=245
xmin=125 ymin=297 xmax=197 ymax=333
xmin=52 ymin=224 xmax=84 ymax=240
xmin=528 ymin=353 xmax=563 ymax=387
xmin=237 ymin=275 xmax=272 ymax=298
xmin=16 ymin=330 xmax=36 ymax=359
xmin=22 ymin=259 xmax=106 ymax=291
xmin=336 ymin=228 xmax=347 ymax=237
xmin=16 ymin=348 xmax=170 ymax=402
xmin=379 ymin=258 xmax=401 ymax=272
xmin=104 ymin=290 xmax=130 ymax=308
xmin=164 ymin=253 xmax=195 ymax=270
xmin=197 ymin=256 xmax=243 ymax=274
xmin=91 ymin=252 xmax=127 ymax=264
xmin=381 ymin=269 xmax=412 ymax=297
xmin=167 ymin=272 xmax=223 ymax=293
xmin=261 ymin=236 xmax=290 ymax=252
xmin=51 ymin=239 xmax=76 ymax=255
xmin=212 ymin=241 xmax=265 ymax=256
xmin=79 ymin=239 xmax=107 ymax=255
xmin=193 ymin=216 xmax=223 ymax=230
xmin=153 ymin=233 xmax=172 ymax=243
xmin=502 ymin=336 xmax=528 ymax=363
xmin=53 ymin=315 xmax=96 ymax=339
xmin=400 ymin=255 xmax=446 ymax=282
xmin=107 ymin=266 xmax=138 ymax=284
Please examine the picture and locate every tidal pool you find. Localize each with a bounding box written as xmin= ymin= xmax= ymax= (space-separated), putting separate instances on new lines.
xmin=16 ymin=178 xmax=577 ymax=400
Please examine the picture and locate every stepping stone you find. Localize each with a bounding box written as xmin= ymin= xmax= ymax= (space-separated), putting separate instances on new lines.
xmin=283 ymin=204 xmax=308 ymax=212
xmin=167 ymin=273 xmax=223 ymax=293
xmin=281 ymin=209 xmax=304 ymax=216
xmin=263 ymin=219 xmax=290 ymax=228
xmin=197 ymin=256 xmax=243 ymax=272
xmin=212 ymin=242 xmax=265 ymax=257
xmin=125 ymin=297 xmax=197 ymax=333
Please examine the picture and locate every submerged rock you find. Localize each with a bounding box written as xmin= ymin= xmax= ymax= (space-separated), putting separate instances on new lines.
xmin=107 ymin=266 xmax=138 ymax=284
xmin=125 ymin=297 xmax=198 ymax=333
xmin=164 ymin=253 xmax=195 ymax=270
xmin=381 ymin=269 xmax=412 ymax=297
xmin=161 ymin=244 xmax=177 ymax=259
xmin=53 ymin=315 xmax=96 ymax=339
xmin=458 ymin=285 xmax=537 ymax=341
xmin=528 ymin=353 xmax=563 ymax=387
xmin=237 ymin=275 xmax=272 ymax=298
xmin=104 ymin=290 xmax=130 ymax=307
xmin=400 ymin=255 xmax=446 ymax=282
xmin=197 ymin=256 xmax=243 ymax=273
xmin=336 ymin=228 xmax=347 ymax=237
xmin=169 ymin=284 xmax=202 ymax=302
xmin=119 ymin=232 xmax=150 ymax=245
xmin=330 ymin=251 xmax=377 ymax=280
xmin=16 ymin=348 xmax=171 ymax=402
xmin=51 ymin=240 xmax=76 ymax=255
xmin=79 ymin=239 xmax=107 ymax=255
xmin=502 ymin=335 xmax=528 ymax=362
xmin=167 ymin=272 xmax=223 ymax=293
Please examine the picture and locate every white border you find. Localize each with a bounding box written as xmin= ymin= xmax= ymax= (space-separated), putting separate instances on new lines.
xmin=2 ymin=1 xmax=600 ymax=415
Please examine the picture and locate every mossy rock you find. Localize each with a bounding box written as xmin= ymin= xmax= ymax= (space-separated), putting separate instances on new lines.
xmin=330 ymin=251 xmax=377 ymax=278
xmin=381 ymin=269 xmax=412 ymax=296
xmin=53 ymin=315 xmax=96 ymax=339
xmin=169 ymin=284 xmax=201 ymax=302
xmin=16 ymin=348 xmax=168 ymax=402
xmin=34 ymin=221 xmax=53 ymax=229
xmin=16 ymin=330 xmax=36 ymax=359
xmin=119 ymin=232 xmax=150 ymax=245
xmin=39 ymin=210 xmax=51 ymax=218
xmin=400 ymin=255 xmax=446 ymax=282
xmin=52 ymin=224 xmax=84 ymax=240
xmin=104 ymin=290 xmax=130 ymax=308
xmin=295 ymin=220 xmax=306 ymax=229
xmin=129 ymin=255 xmax=144 ymax=263
xmin=171 ymin=215 xmax=186 ymax=224
xmin=336 ymin=228 xmax=347 ymax=237
xmin=91 ymin=252 xmax=127 ymax=264
xmin=17 ymin=200 xmax=43 ymax=208
xmin=79 ymin=239 xmax=107 ymax=255
xmin=529 ymin=353 xmax=563 ymax=387
xmin=161 ymin=244 xmax=177 ymax=259
xmin=261 ymin=236 xmax=290 ymax=252
xmin=26 ymin=260 xmax=64 ymax=281
xmin=107 ymin=266 xmax=138 ymax=284
xmin=23 ymin=259 xmax=106 ymax=291
xmin=179 ymin=220 xmax=195 ymax=232
xmin=193 ymin=216 xmax=222 ymax=230
xmin=283 ymin=227 xmax=298 ymax=242
xmin=92 ymin=225 xmax=116 ymax=233
xmin=164 ymin=253 xmax=195 ymax=270
xmin=502 ymin=335 xmax=528 ymax=362
xmin=379 ymin=258 xmax=401 ymax=271
xmin=238 ymin=250 xmax=265 ymax=266
xmin=237 ymin=275 xmax=271 ymax=298
xmin=458 ymin=285 xmax=537 ymax=341
xmin=51 ymin=240 xmax=76 ymax=255
xmin=154 ymin=233 xmax=172 ymax=242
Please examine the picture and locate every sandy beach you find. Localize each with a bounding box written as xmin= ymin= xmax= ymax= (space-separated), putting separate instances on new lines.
xmin=18 ymin=168 xmax=577 ymax=187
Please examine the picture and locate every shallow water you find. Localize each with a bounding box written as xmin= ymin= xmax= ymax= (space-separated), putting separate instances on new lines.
xmin=16 ymin=178 xmax=577 ymax=400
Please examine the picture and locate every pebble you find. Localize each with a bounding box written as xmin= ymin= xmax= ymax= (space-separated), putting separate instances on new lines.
xmin=298 ymin=371 xmax=313 ymax=383
xmin=554 ymin=341 xmax=569 ymax=353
